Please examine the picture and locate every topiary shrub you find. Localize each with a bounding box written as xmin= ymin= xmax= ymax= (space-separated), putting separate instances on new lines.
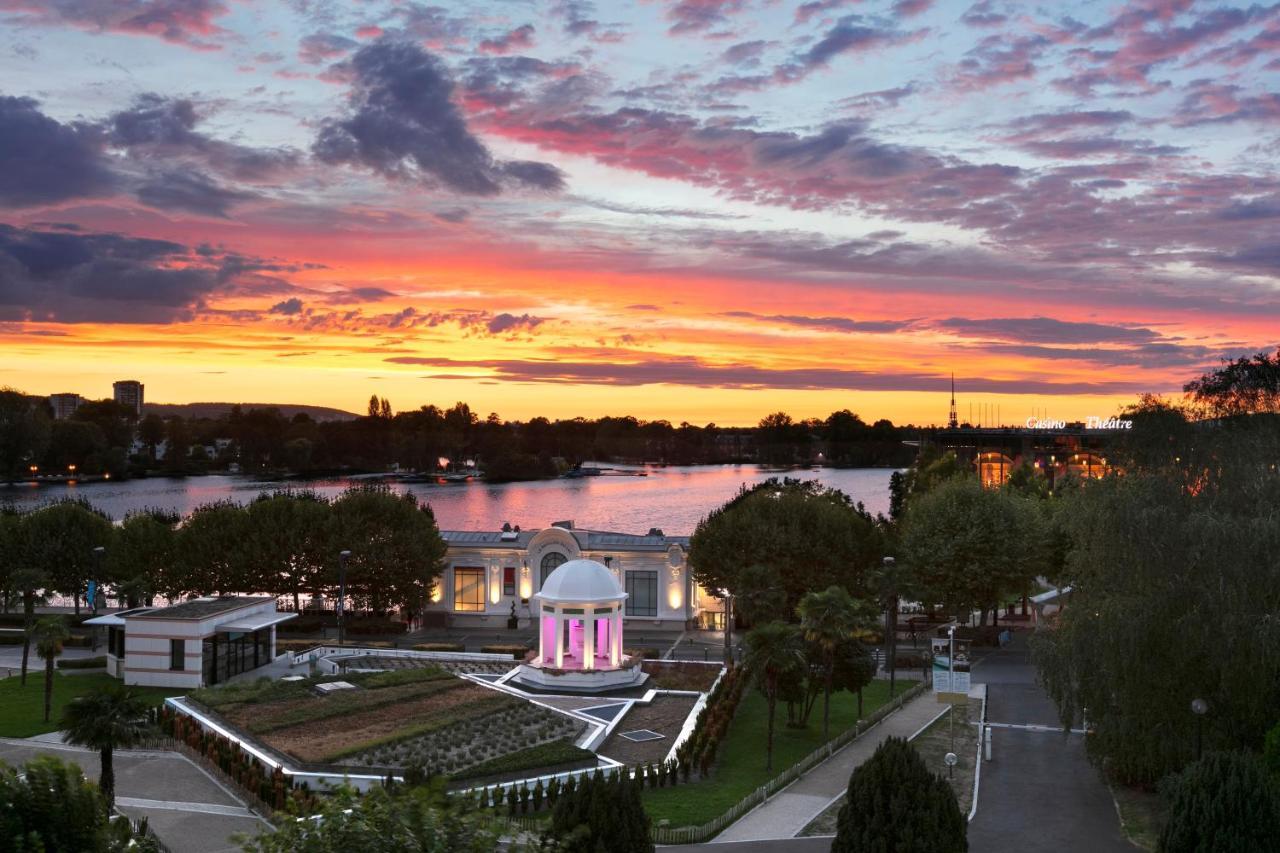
xmin=1157 ymin=751 xmax=1280 ymax=853
xmin=832 ymin=736 xmax=966 ymax=853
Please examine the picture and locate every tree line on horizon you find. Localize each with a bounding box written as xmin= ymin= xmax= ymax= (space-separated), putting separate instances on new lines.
xmin=0 ymin=389 xmax=918 ymax=482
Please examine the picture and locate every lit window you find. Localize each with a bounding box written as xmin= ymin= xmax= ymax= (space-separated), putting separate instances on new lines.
xmin=453 ymin=567 xmax=486 ymax=612
xmin=503 ymin=566 xmax=516 ymax=596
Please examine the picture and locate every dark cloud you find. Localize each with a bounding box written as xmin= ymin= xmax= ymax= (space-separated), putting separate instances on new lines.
xmin=1173 ymin=81 xmax=1280 ymax=126
xmin=0 ymin=95 xmax=115 ymax=206
xmin=135 ymin=168 xmax=256 ymax=217
xmin=951 ymin=33 xmax=1051 ymax=91
xmin=485 ymin=312 xmax=545 ymax=334
xmin=722 ymin=311 xmax=912 ymax=334
xmin=106 ymin=94 xmax=299 ymax=181
xmin=838 ymin=82 xmax=920 ymax=111
xmin=666 ymin=0 xmax=745 ymax=35
xmin=721 ymin=40 xmax=771 ymax=67
xmin=937 ymin=316 xmax=1162 ymax=345
xmin=270 ymin=298 xmax=304 ymax=315
xmin=314 ymin=39 xmax=565 ymax=195
xmin=892 ymin=0 xmax=934 ymax=18
xmin=385 ymin=354 xmax=1144 ymax=395
xmin=960 ymin=0 xmax=1008 ymax=27
xmin=0 ymin=223 xmax=237 ymax=323
xmin=479 ymin=24 xmax=536 ymax=54
xmin=0 ymin=0 xmax=231 ymax=49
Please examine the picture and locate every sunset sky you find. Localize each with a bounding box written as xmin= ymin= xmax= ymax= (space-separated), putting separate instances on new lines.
xmin=2 ymin=0 xmax=1277 ymax=426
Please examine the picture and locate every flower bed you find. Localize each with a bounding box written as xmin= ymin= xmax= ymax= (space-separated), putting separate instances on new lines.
xmin=641 ymin=660 xmax=722 ymax=692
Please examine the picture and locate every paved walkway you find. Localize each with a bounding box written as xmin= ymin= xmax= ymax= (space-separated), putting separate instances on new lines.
xmin=713 ymin=690 xmax=946 ymax=843
xmin=967 ymin=638 xmax=1132 ymax=853
xmin=0 ymin=737 xmax=271 ymax=853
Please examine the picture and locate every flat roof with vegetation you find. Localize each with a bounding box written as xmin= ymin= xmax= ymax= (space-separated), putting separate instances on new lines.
xmin=129 ymin=596 xmax=274 ymax=621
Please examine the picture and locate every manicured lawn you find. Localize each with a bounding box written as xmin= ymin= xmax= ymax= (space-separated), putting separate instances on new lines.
xmin=643 ymin=679 xmax=898 ymax=828
xmin=1111 ymin=783 xmax=1164 ymax=851
xmin=0 ymin=672 xmax=186 ymax=738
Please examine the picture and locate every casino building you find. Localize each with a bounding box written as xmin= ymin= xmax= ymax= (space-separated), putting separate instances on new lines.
xmin=426 ymin=521 xmax=719 ymax=630
xmin=927 ymin=424 xmax=1121 ymax=489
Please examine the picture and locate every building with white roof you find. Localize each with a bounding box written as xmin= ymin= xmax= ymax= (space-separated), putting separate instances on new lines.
xmin=85 ymin=596 xmax=295 ymax=688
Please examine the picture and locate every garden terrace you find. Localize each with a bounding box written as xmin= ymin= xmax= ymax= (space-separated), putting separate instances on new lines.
xmin=597 ymin=694 xmax=700 ymax=765
xmin=187 ymin=667 xmax=586 ymax=780
xmin=640 ymin=660 xmax=722 ymax=693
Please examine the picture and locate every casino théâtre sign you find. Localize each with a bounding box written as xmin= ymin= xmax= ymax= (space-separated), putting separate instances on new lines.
xmin=1024 ymin=416 xmax=1133 ymax=430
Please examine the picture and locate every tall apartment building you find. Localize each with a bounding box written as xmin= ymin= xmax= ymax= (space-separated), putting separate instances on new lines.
xmin=113 ymin=380 xmax=144 ymax=416
xmin=48 ymin=393 xmax=83 ymax=420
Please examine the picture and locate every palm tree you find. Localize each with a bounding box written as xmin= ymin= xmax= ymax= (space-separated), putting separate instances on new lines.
xmin=33 ymin=615 xmax=70 ymax=722
xmin=745 ymin=621 xmax=804 ymax=772
xmin=799 ymin=585 xmax=875 ymax=740
xmin=61 ymin=684 xmax=152 ymax=811
xmin=15 ymin=568 xmax=49 ymax=686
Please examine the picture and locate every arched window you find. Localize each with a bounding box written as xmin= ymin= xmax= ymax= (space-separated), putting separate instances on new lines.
xmin=540 ymin=552 xmax=567 ymax=586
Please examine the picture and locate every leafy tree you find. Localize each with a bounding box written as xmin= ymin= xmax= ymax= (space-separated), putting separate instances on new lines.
xmin=798 ymin=585 xmax=876 ymax=739
xmin=1184 ymin=347 xmax=1280 ymax=416
xmin=1033 ymin=458 xmax=1280 ymax=785
xmin=246 ymin=491 xmax=331 ymax=609
xmin=1156 ymin=751 xmax=1280 ymax=853
xmin=0 ymin=755 xmax=153 ymax=852
xmin=329 ymin=486 xmax=447 ymax=615
xmin=61 ymin=684 xmax=152 ymax=811
xmin=20 ymin=500 xmax=113 ymax=613
xmin=900 ymin=478 xmax=1040 ymax=626
xmin=241 ymin=781 xmax=499 ymax=852
xmin=138 ymin=413 xmax=167 ymax=461
xmin=108 ymin=511 xmax=178 ymax=606
xmin=691 ymin=478 xmax=883 ymax=662
xmin=832 ymin=736 xmax=967 ymax=853
xmin=0 ymin=388 xmax=51 ymax=483
xmin=33 ymin=615 xmax=69 ymax=722
xmin=1265 ymin=721 xmax=1280 ymax=779
xmin=548 ymin=770 xmax=651 ymax=852
xmin=178 ymin=501 xmax=251 ymax=596
xmin=744 ymin=621 xmax=805 ymax=772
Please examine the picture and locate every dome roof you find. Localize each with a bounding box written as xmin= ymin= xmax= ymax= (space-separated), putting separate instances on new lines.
xmin=536 ymin=558 xmax=626 ymax=604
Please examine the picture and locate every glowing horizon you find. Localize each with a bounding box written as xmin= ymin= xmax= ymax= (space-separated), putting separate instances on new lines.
xmin=2 ymin=0 xmax=1276 ymax=427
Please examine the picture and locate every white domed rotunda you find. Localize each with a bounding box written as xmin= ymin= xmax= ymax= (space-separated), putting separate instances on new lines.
xmin=512 ymin=558 xmax=648 ymax=693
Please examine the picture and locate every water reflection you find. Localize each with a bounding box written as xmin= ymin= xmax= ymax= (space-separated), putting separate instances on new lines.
xmin=1 ymin=466 xmax=897 ymax=534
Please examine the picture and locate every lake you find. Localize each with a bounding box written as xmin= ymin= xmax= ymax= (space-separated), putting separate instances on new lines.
xmin=0 ymin=465 xmax=897 ymax=534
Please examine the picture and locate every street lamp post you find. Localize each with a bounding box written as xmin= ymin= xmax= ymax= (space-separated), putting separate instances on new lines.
xmin=1191 ymin=698 xmax=1209 ymax=761
xmin=337 ymin=550 xmax=351 ymax=646
xmin=91 ymin=546 xmax=105 ymax=615
xmin=883 ymin=556 xmax=897 ymax=697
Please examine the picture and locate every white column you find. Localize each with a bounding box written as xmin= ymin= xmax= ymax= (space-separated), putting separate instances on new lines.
xmin=582 ymin=610 xmax=595 ymax=670
xmin=554 ymin=611 xmax=564 ymax=669
xmin=538 ymin=612 xmax=545 ymax=663
xmin=612 ymin=611 xmax=622 ymax=666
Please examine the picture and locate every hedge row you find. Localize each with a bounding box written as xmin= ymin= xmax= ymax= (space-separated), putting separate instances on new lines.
xmin=675 ymin=663 xmax=748 ymax=780
xmin=472 ymin=758 xmax=684 ymax=817
xmin=157 ymin=706 xmax=321 ymax=815
xmin=448 ymin=738 xmax=595 ymax=782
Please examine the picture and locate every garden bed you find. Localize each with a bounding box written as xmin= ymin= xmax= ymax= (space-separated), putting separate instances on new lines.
xmin=187 ymin=667 xmax=586 ymax=780
xmin=598 ymin=695 xmax=700 ymax=765
xmin=640 ymin=660 xmax=722 ymax=692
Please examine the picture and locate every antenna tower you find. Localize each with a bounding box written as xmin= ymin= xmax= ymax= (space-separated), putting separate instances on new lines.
xmin=948 ymin=373 xmax=959 ymax=429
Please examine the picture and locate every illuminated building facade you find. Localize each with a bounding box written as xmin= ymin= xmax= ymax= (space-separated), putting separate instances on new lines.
xmin=928 ymin=425 xmax=1118 ymax=489
xmin=430 ymin=521 xmax=713 ymax=629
